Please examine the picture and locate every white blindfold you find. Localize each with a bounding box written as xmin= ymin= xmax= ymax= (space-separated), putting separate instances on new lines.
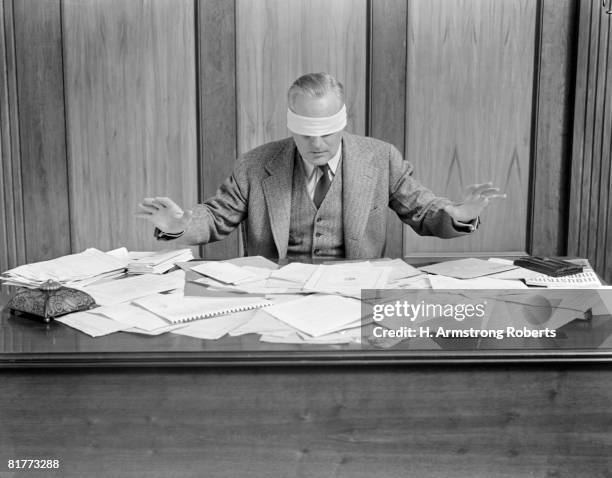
xmin=287 ymin=104 xmax=347 ymax=136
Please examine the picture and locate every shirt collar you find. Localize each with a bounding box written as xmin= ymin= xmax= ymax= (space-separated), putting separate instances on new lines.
xmin=300 ymin=144 xmax=342 ymax=179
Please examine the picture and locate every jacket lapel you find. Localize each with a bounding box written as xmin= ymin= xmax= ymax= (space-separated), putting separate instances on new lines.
xmin=342 ymin=133 xmax=377 ymax=258
xmin=262 ymin=140 xmax=295 ymax=259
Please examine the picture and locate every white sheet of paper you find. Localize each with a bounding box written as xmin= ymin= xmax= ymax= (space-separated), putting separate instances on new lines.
xmin=428 ymin=275 xmax=528 ymax=290
xmin=132 ymin=294 xmax=270 ymax=324
xmin=56 ymin=311 xmax=129 ymax=337
xmin=304 ymin=264 xmax=391 ymax=296
xmin=191 ymin=261 xmax=257 ymax=284
xmin=229 ymin=309 xmax=298 ymax=336
xmin=124 ymin=324 xmax=187 ymax=335
xmin=90 ymin=303 xmax=170 ymax=331
xmin=420 ymin=258 xmax=517 ymax=279
xmin=225 ymin=255 xmax=279 ymax=270
xmin=389 ymin=274 xmax=432 ymax=289
xmin=485 ymin=267 xmax=545 ymax=281
xmin=171 ymin=310 xmax=256 ymax=339
xmin=373 ymin=259 xmax=421 ymax=281
xmin=265 ymin=294 xmax=362 ymax=337
xmin=83 ymin=270 xmax=185 ymax=306
xmin=270 ymin=263 xmax=319 ymax=284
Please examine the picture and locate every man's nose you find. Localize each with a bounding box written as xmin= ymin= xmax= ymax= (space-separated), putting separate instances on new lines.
xmin=308 ymin=136 xmax=324 ymax=149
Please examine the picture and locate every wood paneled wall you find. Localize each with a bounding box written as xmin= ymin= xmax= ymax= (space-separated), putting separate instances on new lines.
xmin=62 ymin=0 xmax=198 ymax=252
xmin=569 ymin=0 xmax=612 ymax=282
xmin=0 ymin=0 xmax=590 ymax=267
xmin=13 ymin=0 xmax=71 ymax=263
xmin=402 ymin=0 xmax=536 ymax=256
xmin=196 ymin=0 xmax=239 ymax=260
xmin=530 ymin=0 xmax=578 ymax=257
xmin=0 ymin=0 xmax=25 ymax=272
xmin=235 ymin=0 xmax=367 ymax=153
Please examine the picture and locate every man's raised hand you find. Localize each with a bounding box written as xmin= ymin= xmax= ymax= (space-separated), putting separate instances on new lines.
xmin=444 ymin=182 xmax=506 ymax=223
xmin=135 ymin=197 xmax=192 ymax=233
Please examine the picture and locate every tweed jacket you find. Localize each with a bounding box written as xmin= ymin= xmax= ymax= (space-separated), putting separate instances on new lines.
xmin=181 ymin=133 xmax=471 ymax=260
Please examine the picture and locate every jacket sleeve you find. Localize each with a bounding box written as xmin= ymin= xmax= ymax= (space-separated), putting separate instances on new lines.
xmin=178 ymin=161 xmax=250 ymax=245
xmin=387 ymin=146 xmax=474 ymax=238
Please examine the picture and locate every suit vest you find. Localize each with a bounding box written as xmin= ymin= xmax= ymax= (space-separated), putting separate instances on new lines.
xmin=287 ymin=154 xmax=345 ymax=259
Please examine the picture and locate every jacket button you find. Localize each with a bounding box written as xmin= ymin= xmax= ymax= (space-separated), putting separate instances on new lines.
xmin=315 ymin=232 xmax=322 ymax=238
xmin=314 ymin=249 xmax=320 ymax=255
xmin=316 ymin=218 xmax=322 ymax=223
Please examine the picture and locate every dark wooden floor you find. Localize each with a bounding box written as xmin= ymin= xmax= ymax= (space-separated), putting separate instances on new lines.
xmin=2 ymin=365 xmax=612 ymax=477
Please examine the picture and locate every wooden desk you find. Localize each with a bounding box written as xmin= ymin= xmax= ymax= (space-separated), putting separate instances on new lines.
xmin=2 ymin=288 xmax=612 ymax=476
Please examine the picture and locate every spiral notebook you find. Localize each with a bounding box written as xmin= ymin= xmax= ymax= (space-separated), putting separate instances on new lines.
xmin=132 ymin=294 xmax=271 ymax=324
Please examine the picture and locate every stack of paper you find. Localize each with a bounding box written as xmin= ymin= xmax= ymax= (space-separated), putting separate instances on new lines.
xmin=127 ymin=249 xmax=193 ymax=274
xmin=82 ymin=269 xmax=186 ymax=306
xmin=1 ymin=248 xmax=128 ymax=289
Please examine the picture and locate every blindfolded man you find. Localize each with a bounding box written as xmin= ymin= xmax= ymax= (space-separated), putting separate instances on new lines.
xmin=137 ymin=72 xmax=504 ymax=260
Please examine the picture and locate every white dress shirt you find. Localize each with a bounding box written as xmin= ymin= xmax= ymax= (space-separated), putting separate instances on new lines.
xmin=300 ymin=146 xmax=342 ymax=202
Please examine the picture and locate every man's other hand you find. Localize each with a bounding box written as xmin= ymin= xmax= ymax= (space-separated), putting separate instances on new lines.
xmin=444 ymin=182 xmax=506 ymax=223
xmin=135 ymin=197 xmax=192 ymax=233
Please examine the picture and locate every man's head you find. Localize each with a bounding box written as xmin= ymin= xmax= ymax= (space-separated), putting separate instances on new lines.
xmin=287 ymin=73 xmax=345 ymax=167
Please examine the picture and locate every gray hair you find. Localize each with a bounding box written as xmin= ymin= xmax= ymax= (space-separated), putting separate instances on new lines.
xmin=287 ymin=73 xmax=345 ymax=109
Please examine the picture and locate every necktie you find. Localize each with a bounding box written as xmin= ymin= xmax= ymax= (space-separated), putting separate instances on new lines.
xmin=313 ymin=164 xmax=331 ymax=208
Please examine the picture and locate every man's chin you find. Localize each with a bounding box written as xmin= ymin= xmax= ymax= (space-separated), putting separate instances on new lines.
xmin=305 ymin=154 xmax=330 ymax=166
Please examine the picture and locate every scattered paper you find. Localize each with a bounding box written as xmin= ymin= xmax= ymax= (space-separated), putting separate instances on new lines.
xmin=133 ymin=294 xmax=271 ymax=324
xmin=127 ymin=249 xmax=193 ymax=274
xmin=270 ymin=263 xmax=318 ymax=284
xmin=265 ymin=294 xmax=362 ymax=337
xmin=90 ymin=303 xmax=170 ymax=331
xmin=304 ymin=264 xmax=391 ymax=297
xmin=191 ymin=261 xmax=257 ymax=284
xmin=420 ymin=258 xmax=517 ymax=279
xmin=428 ymin=275 xmax=527 ymax=289
xmin=83 ymin=270 xmax=185 ymax=306
xmin=171 ymin=310 xmax=256 ymax=340
xmin=56 ymin=311 xmax=129 ymax=337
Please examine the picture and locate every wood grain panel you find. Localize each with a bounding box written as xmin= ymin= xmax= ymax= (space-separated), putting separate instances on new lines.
xmin=197 ymin=0 xmax=240 ymax=260
xmin=403 ymin=0 xmax=536 ymax=256
xmin=0 ymin=0 xmax=26 ymax=271
xmin=235 ymin=0 xmax=367 ymax=154
xmin=2 ymin=366 xmax=612 ymax=476
xmin=370 ymin=0 xmax=407 ymax=259
xmin=596 ymin=13 xmax=612 ymax=277
xmin=568 ymin=0 xmax=593 ymax=257
xmin=13 ymin=0 xmax=71 ymax=263
xmin=62 ymin=0 xmax=198 ymax=252
xmin=530 ymin=0 xmax=578 ymax=257
xmin=570 ymin=0 xmax=612 ymax=283
xmin=0 ymin=2 xmax=25 ymax=271
xmin=586 ymin=7 xmax=610 ymax=268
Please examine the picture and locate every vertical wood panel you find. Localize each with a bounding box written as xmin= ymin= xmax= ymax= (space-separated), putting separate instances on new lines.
xmin=370 ymin=0 xmax=406 ymax=259
xmin=568 ymin=0 xmax=593 ymax=257
xmin=403 ymin=0 xmax=536 ymax=256
xmin=62 ymin=0 xmax=198 ymax=252
xmin=592 ymin=14 xmax=612 ymax=279
xmin=235 ymin=0 xmax=367 ymax=154
xmin=530 ymin=0 xmax=578 ymax=257
xmin=586 ymin=6 xmax=610 ymax=267
xmin=13 ymin=0 xmax=71 ymax=263
xmin=0 ymin=0 xmax=26 ymax=271
xmin=570 ymin=0 xmax=612 ymax=283
xmin=197 ymin=0 xmax=239 ymax=260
